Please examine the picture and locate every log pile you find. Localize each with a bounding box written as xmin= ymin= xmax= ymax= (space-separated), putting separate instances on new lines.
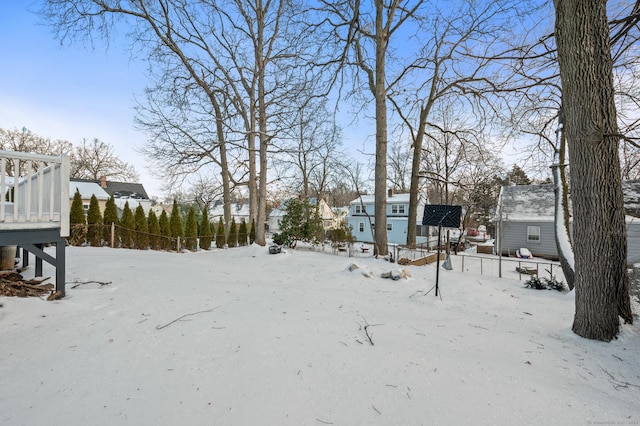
xmin=0 ymin=272 xmax=54 ymax=298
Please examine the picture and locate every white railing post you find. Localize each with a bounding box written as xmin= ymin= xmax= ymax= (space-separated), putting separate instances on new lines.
xmin=59 ymin=155 xmax=70 ymax=237
xmin=0 ymin=150 xmax=70 ymax=236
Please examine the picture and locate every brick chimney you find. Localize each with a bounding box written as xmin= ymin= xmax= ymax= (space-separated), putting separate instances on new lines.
xmin=100 ymin=175 xmax=107 ymax=188
xmin=388 ymin=188 xmax=394 ymax=198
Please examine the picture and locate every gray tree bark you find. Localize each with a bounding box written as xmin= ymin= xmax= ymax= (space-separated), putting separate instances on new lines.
xmin=554 ymin=0 xmax=633 ymax=341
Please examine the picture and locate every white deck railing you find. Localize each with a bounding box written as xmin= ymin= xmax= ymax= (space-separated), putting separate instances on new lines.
xmin=0 ymin=150 xmax=70 ymax=237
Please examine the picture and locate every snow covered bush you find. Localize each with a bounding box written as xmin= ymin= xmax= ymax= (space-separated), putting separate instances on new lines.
xmin=524 ymin=275 xmax=566 ymax=292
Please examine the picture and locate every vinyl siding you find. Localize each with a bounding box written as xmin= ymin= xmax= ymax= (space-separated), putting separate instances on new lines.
xmin=498 ymin=220 xmax=558 ymax=259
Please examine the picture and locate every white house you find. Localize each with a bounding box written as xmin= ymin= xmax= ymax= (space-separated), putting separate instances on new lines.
xmin=69 ymin=181 xmax=110 ymax=213
xmin=70 ymin=177 xmax=152 ymax=216
xmin=209 ymin=199 xmax=251 ymax=225
xmin=346 ymin=190 xmax=428 ymax=246
xmin=267 ymin=198 xmax=339 ymax=235
xmin=267 ymin=207 xmax=286 ymax=234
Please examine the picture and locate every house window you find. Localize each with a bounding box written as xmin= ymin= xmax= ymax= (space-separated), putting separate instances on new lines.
xmin=387 ymin=223 xmax=393 ymax=231
xmin=391 ymin=204 xmax=405 ymax=214
xmin=355 ymin=205 xmax=367 ymax=214
xmin=359 ymin=222 xmax=365 ymax=233
xmin=527 ymin=226 xmax=540 ymax=242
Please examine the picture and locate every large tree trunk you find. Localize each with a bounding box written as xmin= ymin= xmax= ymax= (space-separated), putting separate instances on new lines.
xmin=248 ymin=107 xmax=258 ymax=234
xmin=554 ymin=0 xmax=633 ymax=341
xmin=211 ymin=97 xmax=232 ymax=241
xmin=373 ymin=0 xmax=389 ymax=257
xmin=254 ymin=1 xmax=268 ymax=247
xmin=406 ymin=108 xmax=429 ymax=249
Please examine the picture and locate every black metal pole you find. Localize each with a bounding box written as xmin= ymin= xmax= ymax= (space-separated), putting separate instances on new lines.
xmin=435 ymin=222 xmax=442 ymax=297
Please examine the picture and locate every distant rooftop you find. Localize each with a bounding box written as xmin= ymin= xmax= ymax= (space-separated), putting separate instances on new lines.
xmin=499 ymin=180 xmax=640 ymax=221
xmin=71 ymin=177 xmax=150 ymax=200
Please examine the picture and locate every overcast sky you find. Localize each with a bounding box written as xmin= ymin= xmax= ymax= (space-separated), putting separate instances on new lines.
xmin=0 ymin=2 xmax=163 ymax=196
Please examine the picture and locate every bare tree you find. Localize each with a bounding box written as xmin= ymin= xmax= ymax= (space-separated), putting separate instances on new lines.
xmin=554 ymin=0 xmax=633 ymax=340
xmin=136 ymin=70 xmax=240 ymax=241
xmin=319 ymin=0 xmax=428 ymax=256
xmin=0 ymin=127 xmax=73 ymax=175
xmin=70 ymin=137 xmax=139 ymax=181
xmin=387 ymin=139 xmax=412 ymax=193
xmin=384 ymin=0 xmax=528 ymax=248
xmin=42 ymin=0 xmax=316 ymax=246
xmin=275 ymin=96 xmax=346 ymax=200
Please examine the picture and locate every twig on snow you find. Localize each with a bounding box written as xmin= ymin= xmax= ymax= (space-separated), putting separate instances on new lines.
xmin=316 ymin=419 xmax=333 ymax=424
xmin=70 ymin=280 xmax=112 ymax=289
xmin=372 ymin=405 xmax=381 ymax=415
xmin=156 ymin=306 xmax=221 ymax=330
xmin=409 ymin=290 xmax=425 ymax=298
xmin=359 ymin=316 xmax=382 ymax=346
xmin=600 ymin=366 xmax=640 ymax=390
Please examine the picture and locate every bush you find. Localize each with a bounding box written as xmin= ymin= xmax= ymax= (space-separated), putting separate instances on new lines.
xmin=238 ymin=220 xmax=248 ymax=246
xmin=184 ymin=206 xmax=198 ymax=251
xmin=69 ymin=189 xmax=86 ymax=246
xmin=216 ymin=218 xmax=225 ymax=248
xmin=103 ymin=195 xmax=119 ymax=247
xmin=86 ymin=194 xmax=102 ymax=247
xmin=199 ymin=208 xmax=212 ymax=250
xmin=327 ymin=222 xmax=355 ymax=247
xmin=524 ymin=275 xmax=566 ymax=291
xmin=544 ymin=275 xmax=566 ymax=291
xmin=228 ymin=218 xmax=238 ymax=248
xmin=272 ymin=232 xmax=290 ymax=246
xmin=159 ymin=210 xmax=171 ymax=251
xmin=278 ymin=198 xmax=324 ymax=248
xmin=148 ymin=210 xmax=160 ymax=250
xmin=120 ymin=202 xmax=135 ymax=249
xmin=135 ymin=205 xmax=149 ymax=249
xmin=170 ymin=199 xmax=184 ymax=251
xmin=249 ymin=219 xmax=256 ymax=244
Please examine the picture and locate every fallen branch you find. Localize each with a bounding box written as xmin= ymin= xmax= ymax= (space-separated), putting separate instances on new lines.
xmin=0 ymin=273 xmax=53 ymax=298
xmin=70 ymin=280 xmax=112 ymax=289
xmin=359 ymin=316 xmax=382 ymax=346
xmin=600 ymin=366 xmax=640 ymax=390
xmin=156 ymin=306 xmax=221 ymax=330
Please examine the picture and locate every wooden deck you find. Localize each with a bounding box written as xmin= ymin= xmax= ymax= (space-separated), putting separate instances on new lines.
xmin=0 ymin=150 xmax=70 ymax=295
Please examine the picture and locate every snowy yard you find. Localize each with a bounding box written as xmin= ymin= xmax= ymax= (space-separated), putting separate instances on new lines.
xmin=1 ymin=245 xmax=639 ymax=425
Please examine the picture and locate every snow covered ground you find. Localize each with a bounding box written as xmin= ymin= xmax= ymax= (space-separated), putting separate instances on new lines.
xmin=1 ymin=245 xmax=639 ymax=425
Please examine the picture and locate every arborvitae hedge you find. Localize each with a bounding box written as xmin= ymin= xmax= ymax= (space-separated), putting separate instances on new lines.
xmin=148 ymin=210 xmax=160 ymax=250
xmin=69 ymin=189 xmax=86 ymax=246
xmin=120 ymin=202 xmax=135 ymax=249
xmin=228 ymin=218 xmax=238 ymax=248
xmin=169 ymin=199 xmax=184 ymax=251
xmin=159 ymin=210 xmax=171 ymax=251
xmin=238 ymin=220 xmax=248 ymax=247
xmin=216 ymin=218 xmax=225 ymax=248
xmin=199 ymin=208 xmax=212 ymax=250
xmin=249 ymin=219 xmax=256 ymax=244
xmin=135 ymin=204 xmax=149 ymax=250
xmin=86 ymin=194 xmax=102 ymax=247
xmin=102 ymin=195 xmax=119 ymax=247
xmin=185 ymin=206 xmax=198 ymax=251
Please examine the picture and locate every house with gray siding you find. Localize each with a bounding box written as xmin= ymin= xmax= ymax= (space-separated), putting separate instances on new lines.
xmin=346 ymin=190 xmax=428 ymax=246
xmin=496 ymin=181 xmax=640 ymax=264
